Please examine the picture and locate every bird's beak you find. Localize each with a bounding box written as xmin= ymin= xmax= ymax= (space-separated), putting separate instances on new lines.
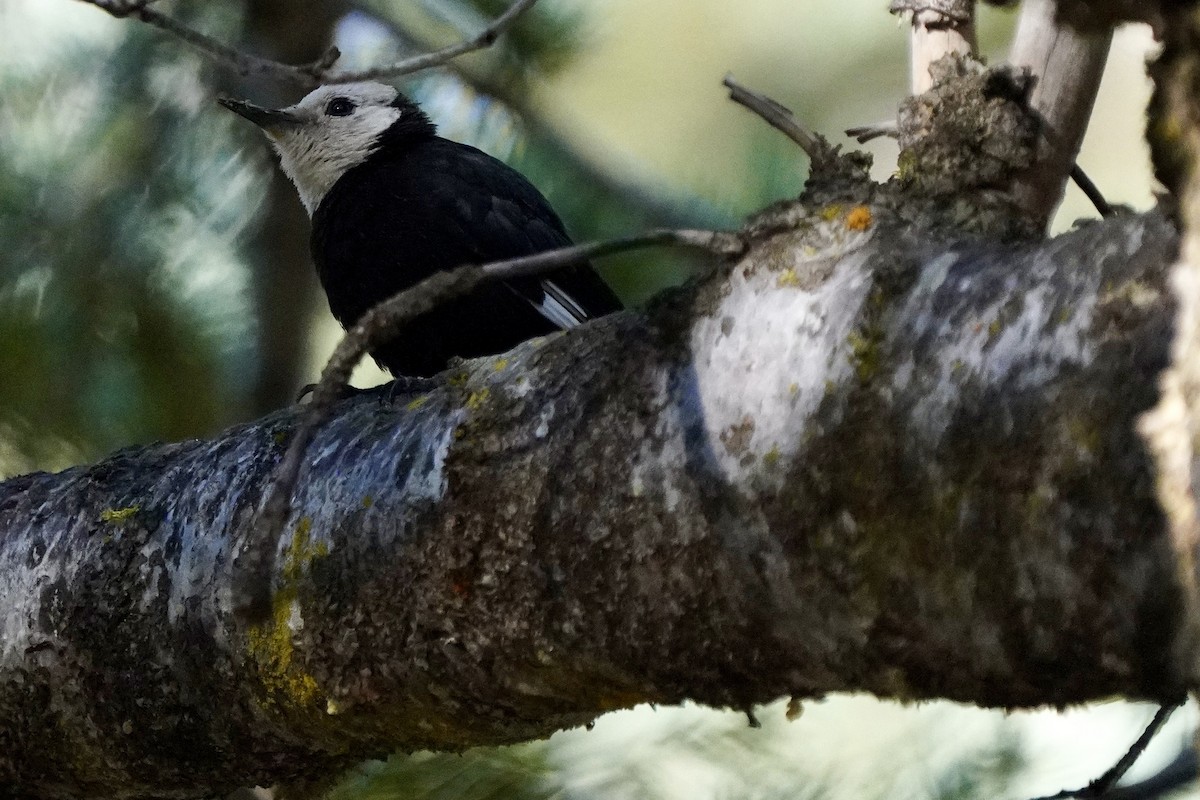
xmin=217 ymin=96 xmax=303 ymax=132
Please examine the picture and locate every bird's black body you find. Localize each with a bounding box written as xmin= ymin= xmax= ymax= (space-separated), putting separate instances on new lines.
xmin=311 ymin=105 xmax=621 ymax=377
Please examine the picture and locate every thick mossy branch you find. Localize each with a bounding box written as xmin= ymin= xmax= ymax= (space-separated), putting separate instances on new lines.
xmin=0 ymin=206 xmax=1185 ymax=798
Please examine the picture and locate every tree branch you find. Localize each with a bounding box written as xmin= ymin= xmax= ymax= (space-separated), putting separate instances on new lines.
xmin=1007 ymin=0 xmax=1114 ymax=229
xmin=722 ymin=73 xmax=830 ymax=161
xmin=74 ymin=0 xmax=542 ymax=88
xmin=890 ymin=0 xmax=978 ymax=95
xmin=0 ymin=208 xmax=1189 ymax=798
xmin=1029 ymin=701 xmax=1184 ymax=800
xmin=237 ymin=228 xmax=747 ymax=622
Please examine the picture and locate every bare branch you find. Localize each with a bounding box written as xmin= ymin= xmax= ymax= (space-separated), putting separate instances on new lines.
xmin=890 ymin=0 xmax=977 ymax=94
xmin=234 ymin=228 xmax=747 ymax=622
xmin=1069 ymin=164 xmax=1115 ymax=218
xmin=1029 ymin=700 xmax=1185 ymax=800
xmin=722 ymin=74 xmax=829 ymax=161
xmin=77 ymin=0 xmax=326 ymax=85
xmin=845 ymin=121 xmax=899 ymax=144
xmin=1008 ymin=0 xmax=1113 ymax=228
xmin=74 ymin=0 xmax=542 ymax=88
xmin=324 ymin=0 xmax=539 ymax=83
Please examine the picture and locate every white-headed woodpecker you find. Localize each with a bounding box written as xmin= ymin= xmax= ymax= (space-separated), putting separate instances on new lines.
xmin=219 ymin=82 xmax=622 ymax=377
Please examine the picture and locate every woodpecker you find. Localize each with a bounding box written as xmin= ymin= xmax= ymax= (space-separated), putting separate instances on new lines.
xmin=219 ymin=82 xmax=621 ymax=378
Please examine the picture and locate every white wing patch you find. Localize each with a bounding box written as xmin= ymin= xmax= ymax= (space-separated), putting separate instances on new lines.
xmin=533 ymin=280 xmax=588 ymax=329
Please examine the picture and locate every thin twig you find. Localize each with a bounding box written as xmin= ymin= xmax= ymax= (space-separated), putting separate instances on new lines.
xmin=845 ymin=121 xmax=899 ymax=144
xmin=722 ymin=73 xmax=827 ymax=161
xmin=1020 ymin=102 xmax=1115 ymax=221
xmin=79 ymin=0 xmax=320 ymax=85
xmin=1070 ymin=164 xmax=1115 ymax=218
xmin=1028 ymin=701 xmax=1184 ymax=800
xmin=327 ymin=0 xmax=539 ymax=84
xmin=75 ymin=0 xmax=541 ymax=88
xmin=233 ymin=228 xmax=747 ymax=623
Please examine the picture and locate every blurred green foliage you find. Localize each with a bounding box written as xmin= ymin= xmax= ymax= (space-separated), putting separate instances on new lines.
xmin=329 ymin=746 xmax=557 ymax=800
xmin=324 ymin=699 xmax=1028 ymax=800
xmin=0 ymin=5 xmax=263 ymax=475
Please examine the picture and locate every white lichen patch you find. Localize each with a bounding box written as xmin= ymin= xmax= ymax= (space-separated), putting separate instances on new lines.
xmin=0 ymin=498 xmax=66 ymax=663
xmin=628 ymin=370 xmax=691 ymax=515
xmin=898 ymin=246 xmax=1104 ymax=440
xmin=687 ymin=236 xmax=875 ymax=492
xmin=140 ymin=393 xmax=465 ymax=625
xmin=534 ymin=404 xmax=554 ymax=439
xmin=304 ymin=402 xmax=461 ymax=539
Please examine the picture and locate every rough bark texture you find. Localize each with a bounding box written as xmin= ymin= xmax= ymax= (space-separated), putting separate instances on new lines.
xmin=0 ymin=204 xmax=1186 ymax=798
xmin=1141 ymin=0 xmax=1200 ymax=691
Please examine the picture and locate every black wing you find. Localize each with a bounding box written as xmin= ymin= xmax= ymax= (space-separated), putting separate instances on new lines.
xmin=312 ymin=137 xmax=621 ymax=376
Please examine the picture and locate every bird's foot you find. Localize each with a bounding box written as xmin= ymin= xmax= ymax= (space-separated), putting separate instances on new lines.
xmin=294 ymin=382 xmax=375 ymax=404
xmin=383 ymin=375 xmax=438 ymax=404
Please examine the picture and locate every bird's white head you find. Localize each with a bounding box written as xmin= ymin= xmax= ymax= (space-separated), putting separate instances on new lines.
xmin=219 ymin=82 xmax=433 ymax=215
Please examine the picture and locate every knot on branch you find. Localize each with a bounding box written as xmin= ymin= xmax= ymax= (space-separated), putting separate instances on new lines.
xmin=895 ymin=54 xmax=1040 ymax=232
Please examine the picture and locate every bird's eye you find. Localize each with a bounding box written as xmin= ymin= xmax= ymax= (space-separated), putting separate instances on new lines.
xmin=325 ymin=97 xmax=356 ymax=117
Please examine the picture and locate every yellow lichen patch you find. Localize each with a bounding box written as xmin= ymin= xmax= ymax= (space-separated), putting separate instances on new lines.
xmin=847 ymin=329 xmax=881 ymax=382
xmin=272 ymin=430 xmax=289 ymax=446
xmin=247 ymin=602 xmax=321 ymax=709
xmin=100 ymin=506 xmax=140 ymax=523
xmin=788 ymin=382 xmax=799 ymax=396
xmin=845 ymin=206 xmax=873 ymax=231
xmin=492 ymin=358 xmax=509 ymax=372
xmin=820 ymin=204 xmax=844 ymax=222
xmin=777 ymin=268 xmax=801 ymax=288
xmin=987 ymin=318 xmax=1003 ymax=339
xmin=361 ymin=495 xmax=374 ymax=509
xmin=447 ymin=372 xmax=470 ymax=387
xmin=246 ymin=517 xmax=329 ymax=710
xmin=466 ymin=388 xmax=491 ymax=410
xmin=1065 ymin=416 xmax=1101 ymax=457
xmin=405 ymin=395 xmax=429 ymax=412
xmin=281 ymin=518 xmax=329 ymax=582
xmin=763 ymin=445 xmax=782 ymax=468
